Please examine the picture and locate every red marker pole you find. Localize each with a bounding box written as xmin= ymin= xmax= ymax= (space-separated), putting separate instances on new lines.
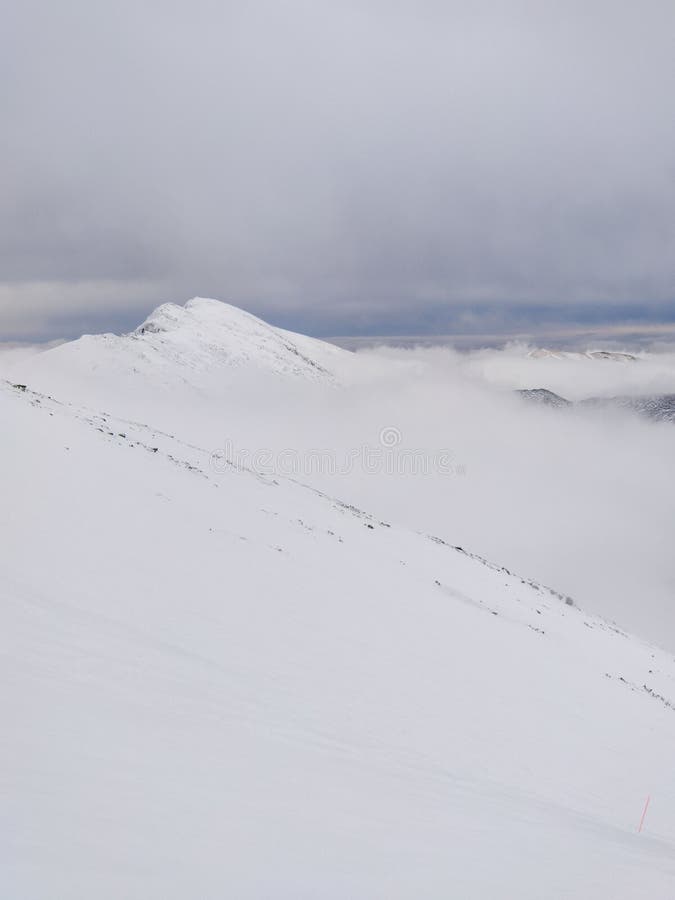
xmin=638 ymin=795 xmax=651 ymax=833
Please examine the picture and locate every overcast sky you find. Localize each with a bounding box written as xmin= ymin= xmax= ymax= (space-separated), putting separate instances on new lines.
xmin=3 ymin=0 xmax=674 ymax=340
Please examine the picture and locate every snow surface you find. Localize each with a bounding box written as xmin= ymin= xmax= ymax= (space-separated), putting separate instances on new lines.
xmin=4 ymin=301 xmax=675 ymax=897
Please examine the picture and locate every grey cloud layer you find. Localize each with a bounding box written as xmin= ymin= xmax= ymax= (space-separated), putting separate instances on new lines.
xmin=2 ymin=0 xmax=674 ymax=338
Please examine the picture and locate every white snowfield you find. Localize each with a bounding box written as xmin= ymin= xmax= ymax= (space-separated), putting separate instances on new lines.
xmin=3 ymin=300 xmax=675 ymax=898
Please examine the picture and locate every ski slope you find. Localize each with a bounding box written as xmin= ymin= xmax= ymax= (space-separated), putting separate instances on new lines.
xmin=3 ymin=300 xmax=675 ymax=897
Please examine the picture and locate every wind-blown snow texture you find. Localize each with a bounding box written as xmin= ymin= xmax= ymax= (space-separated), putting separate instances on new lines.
xmin=3 ymin=300 xmax=675 ymax=898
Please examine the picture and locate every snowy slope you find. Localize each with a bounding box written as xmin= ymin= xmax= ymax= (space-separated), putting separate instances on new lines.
xmin=3 ymin=377 xmax=675 ymax=898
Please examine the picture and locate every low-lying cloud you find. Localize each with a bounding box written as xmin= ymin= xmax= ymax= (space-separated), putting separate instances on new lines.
xmin=197 ymin=341 xmax=675 ymax=649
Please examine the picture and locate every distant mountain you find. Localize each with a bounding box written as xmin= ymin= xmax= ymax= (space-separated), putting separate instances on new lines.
xmin=580 ymin=394 xmax=675 ymax=423
xmin=11 ymin=298 xmax=353 ymax=430
xmin=131 ymin=297 xmax=347 ymax=379
xmin=516 ymin=388 xmax=571 ymax=408
xmin=528 ymin=348 xmax=637 ymax=361
xmin=518 ymin=387 xmax=675 ymax=423
xmin=13 ymin=297 xmax=349 ymax=402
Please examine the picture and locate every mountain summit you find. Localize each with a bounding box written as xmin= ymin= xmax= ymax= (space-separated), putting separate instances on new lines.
xmin=15 ymin=298 xmax=348 ymax=405
xmin=132 ymin=297 xmax=345 ymax=379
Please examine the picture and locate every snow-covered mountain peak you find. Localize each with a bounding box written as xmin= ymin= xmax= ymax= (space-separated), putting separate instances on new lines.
xmin=15 ymin=298 xmax=350 ymax=411
xmin=136 ymin=296 xmax=278 ymax=340
xmin=125 ymin=296 xmax=346 ymax=379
